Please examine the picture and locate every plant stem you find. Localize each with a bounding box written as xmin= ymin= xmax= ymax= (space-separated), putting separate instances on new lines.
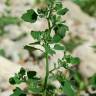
xmin=43 ymin=6 xmax=52 ymax=96
xmin=43 ymin=48 xmax=49 ymax=96
xmin=43 ymin=19 xmax=51 ymax=96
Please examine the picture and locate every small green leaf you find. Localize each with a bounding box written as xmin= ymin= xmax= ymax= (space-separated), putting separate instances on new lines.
xmin=65 ymin=55 xmax=80 ymax=65
xmin=55 ymin=2 xmax=63 ymax=11
xmin=28 ymin=79 xmax=42 ymax=94
xmin=48 ymin=49 xmax=56 ymax=56
xmin=9 ymin=77 xmax=16 ymax=85
xmin=54 ymin=44 xmax=65 ymax=50
xmin=37 ymin=8 xmax=48 ymax=18
xmin=10 ymin=87 xmax=26 ymax=96
xmin=57 ymin=8 xmax=69 ymax=15
xmin=9 ymin=70 xmax=25 ymax=85
xmin=50 ymin=15 xmax=56 ymax=25
xmin=29 ymin=86 xmax=42 ymax=94
xmin=70 ymin=57 xmax=80 ymax=65
xmin=44 ymin=44 xmax=56 ymax=56
xmin=13 ymin=75 xmax=22 ymax=84
xmin=65 ymin=55 xmax=72 ymax=63
xmin=24 ymin=45 xmax=40 ymax=52
xmin=29 ymin=41 xmax=40 ymax=45
xmin=89 ymin=74 xmax=96 ymax=88
xmin=54 ymin=24 xmax=69 ymax=38
xmin=27 ymin=71 xmax=37 ymax=79
xmin=19 ymin=68 xmax=25 ymax=76
xmin=61 ymin=80 xmax=75 ymax=96
xmin=52 ymin=34 xmax=62 ymax=43
xmin=31 ymin=31 xmax=42 ymax=40
xmin=21 ymin=9 xmax=37 ymax=23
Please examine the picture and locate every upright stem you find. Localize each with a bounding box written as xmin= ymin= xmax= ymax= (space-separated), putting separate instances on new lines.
xmin=43 ymin=48 xmax=49 ymax=95
xmin=43 ymin=6 xmax=52 ymax=96
xmin=43 ymin=19 xmax=51 ymax=96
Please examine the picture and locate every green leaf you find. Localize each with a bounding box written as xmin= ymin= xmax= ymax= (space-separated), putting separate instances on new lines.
xmin=54 ymin=24 xmax=69 ymax=38
xmin=54 ymin=44 xmax=65 ymax=50
xmin=65 ymin=55 xmax=72 ymax=63
xmin=24 ymin=45 xmax=34 ymax=52
xmin=24 ymin=45 xmax=41 ymax=52
xmin=13 ymin=75 xmax=22 ymax=84
xmin=50 ymin=15 xmax=56 ymax=25
xmin=52 ymin=34 xmax=62 ymax=43
xmin=70 ymin=57 xmax=80 ymax=65
xmin=9 ymin=77 xmax=16 ymax=85
xmin=44 ymin=44 xmax=56 ymax=56
xmin=89 ymin=74 xmax=96 ymax=88
xmin=29 ymin=86 xmax=42 ymax=95
xmin=27 ymin=71 xmax=37 ymax=79
xmin=29 ymin=41 xmax=40 ymax=45
xmin=61 ymin=80 xmax=75 ymax=96
xmin=9 ymin=69 xmax=26 ymax=85
xmin=65 ymin=55 xmax=80 ymax=65
xmin=57 ymin=8 xmax=69 ymax=15
xmin=10 ymin=87 xmax=26 ymax=96
xmin=31 ymin=31 xmax=42 ymax=40
xmin=21 ymin=9 xmax=37 ymax=23
xmin=37 ymin=8 xmax=48 ymax=18
xmin=48 ymin=48 xmax=56 ymax=56
xmin=28 ymin=79 xmax=42 ymax=94
xmin=18 ymin=68 xmax=26 ymax=76
xmin=55 ymin=2 xmax=63 ymax=11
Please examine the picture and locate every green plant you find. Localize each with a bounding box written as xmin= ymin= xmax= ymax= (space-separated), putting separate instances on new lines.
xmin=9 ymin=0 xmax=82 ymax=96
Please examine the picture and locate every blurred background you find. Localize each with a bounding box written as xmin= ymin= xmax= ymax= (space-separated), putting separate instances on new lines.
xmin=0 ymin=0 xmax=96 ymax=96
